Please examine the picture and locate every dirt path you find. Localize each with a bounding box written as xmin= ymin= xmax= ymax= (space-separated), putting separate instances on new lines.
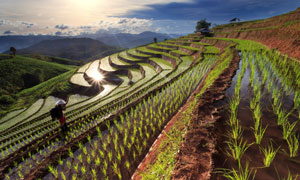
xmin=171 ymin=50 xmax=240 ymax=180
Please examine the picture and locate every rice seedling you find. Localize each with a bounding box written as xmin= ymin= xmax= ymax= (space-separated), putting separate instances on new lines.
xmin=58 ymin=157 xmax=63 ymax=166
xmin=260 ymin=142 xmax=280 ymax=167
xmin=48 ymin=165 xmax=58 ymax=178
xmin=225 ymin=138 xmax=252 ymax=165
xmin=219 ymin=161 xmax=256 ymax=180
xmin=125 ymin=160 xmax=130 ymax=170
xmin=286 ymin=134 xmax=299 ymax=157
xmin=81 ymin=166 xmax=86 ymax=176
xmin=253 ymin=124 xmax=268 ymax=145
xmin=282 ymin=121 xmax=298 ymax=140
xmin=61 ymin=171 xmax=67 ymax=180
xmin=281 ymin=172 xmax=299 ymax=180
xmin=67 ymin=160 xmax=71 ymax=169
xmin=87 ymin=155 xmax=91 ymax=164
xmin=277 ymin=109 xmax=288 ymax=126
xmin=252 ymin=104 xmax=262 ymax=132
xmin=92 ymin=168 xmax=97 ymax=180
xmin=18 ymin=171 xmax=24 ymax=179
xmin=227 ymin=123 xmax=243 ymax=140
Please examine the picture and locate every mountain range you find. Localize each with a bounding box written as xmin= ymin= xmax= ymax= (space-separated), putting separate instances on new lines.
xmin=7 ymin=38 xmax=123 ymax=61
xmin=0 ymin=31 xmax=180 ymax=54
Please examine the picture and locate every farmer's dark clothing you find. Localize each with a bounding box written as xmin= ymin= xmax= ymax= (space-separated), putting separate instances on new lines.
xmin=51 ymin=105 xmax=68 ymax=135
xmin=51 ymin=106 xmax=63 ymax=120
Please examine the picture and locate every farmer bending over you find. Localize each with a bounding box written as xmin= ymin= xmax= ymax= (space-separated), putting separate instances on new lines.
xmin=50 ymin=100 xmax=68 ymax=137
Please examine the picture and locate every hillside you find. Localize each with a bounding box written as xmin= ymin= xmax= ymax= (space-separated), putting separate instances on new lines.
xmin=0 ymin=35 xmax=63 ymax=53
xmin=212 ymin=7 xmax=300 ymax=60
xmin=13 ymin=38 xmax=123 ymax=61
xmin=0 ymin=55 xmax=77 ymax=115
xmin=23 ymin=54 xmax=83 ymax=66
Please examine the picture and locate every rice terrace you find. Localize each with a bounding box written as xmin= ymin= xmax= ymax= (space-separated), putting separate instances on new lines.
xmin=0 ymin=4 xmax=300 ymax=180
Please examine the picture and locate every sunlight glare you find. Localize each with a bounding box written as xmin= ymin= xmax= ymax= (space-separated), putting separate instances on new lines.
xmin=89 ymin=69 xmax=103 ymax=81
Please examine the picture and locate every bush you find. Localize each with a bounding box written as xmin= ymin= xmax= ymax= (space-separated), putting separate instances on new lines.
xmin=0 ymin=95 xmax=15 ymax=105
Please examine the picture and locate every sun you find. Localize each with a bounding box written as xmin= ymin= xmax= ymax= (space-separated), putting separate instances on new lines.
xmin=89 ymin=69 xmax=103 ymax=81
xmin=71 ymin=0 xmax=101 ymax=8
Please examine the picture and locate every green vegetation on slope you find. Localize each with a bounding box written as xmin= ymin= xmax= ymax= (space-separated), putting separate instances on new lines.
xmin=23 ymin=54 xmax=84 ymax=66
xmin=0 ymin=55 xmax=77 ymax=117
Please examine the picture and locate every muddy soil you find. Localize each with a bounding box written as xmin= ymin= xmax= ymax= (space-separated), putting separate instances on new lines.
xmin=171 ymin=50 xmax=240 ymax=179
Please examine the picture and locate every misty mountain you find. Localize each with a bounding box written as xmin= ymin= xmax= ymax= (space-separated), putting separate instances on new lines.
xmin=0 ymin=31 xmax=182 ymax=55
xmin=0 ymin=35 xmax=63 ymax=53
xmin=81 ymin=31 xmax=180 ymax=48
xmin=11 ymin=38 xmax=122 ymax=61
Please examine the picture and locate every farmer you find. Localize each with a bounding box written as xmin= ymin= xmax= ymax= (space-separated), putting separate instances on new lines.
xmin=50 ymin=100 xmax=68 ymax=137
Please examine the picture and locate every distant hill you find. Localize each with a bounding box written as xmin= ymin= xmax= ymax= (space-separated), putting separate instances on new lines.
xmin=92 ymin=31 xmax=179 ymax=48
xmin=0 ymin=31 xmax=181 ymax=54
xmin=7 ymin=38 xmax=123 ymax=61
xmin=0 ymin=54 xmax=76 ymax=106
xmin=0 ymin=35 xmax=63 ymax=53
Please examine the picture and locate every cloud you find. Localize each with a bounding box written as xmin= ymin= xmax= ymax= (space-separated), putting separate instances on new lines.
xmin=55 ymin=31 xmax=63 ymax=35
xmin=118 ymin=19 xmax=128 ymax=24
xmin=55 ymin=30 xmax=73 ymax=36
xmin=80 ymin=25 xmax=92 ymax=29
xmin=3 ymin=30 xmax=14 ymax=35
xmin=21 ymin=21 xmax=34 ymax=28
xmin=0 ymin=19 xmax=12 ymax=26
xmin=94 ymin=17 xmax=153 ymax=34
xmin=122 ymin=0 xmax=300 ymax=23
xmin=55 ymin=24 xmax=69 ymax=30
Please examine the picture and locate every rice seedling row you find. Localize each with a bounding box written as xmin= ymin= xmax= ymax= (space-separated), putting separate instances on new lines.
xmin=215 ymin=39 xmax=300 ymax=179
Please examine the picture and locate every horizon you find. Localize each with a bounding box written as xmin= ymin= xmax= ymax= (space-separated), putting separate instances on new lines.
xmin=0 ymin=0 xmax=300 ymax=36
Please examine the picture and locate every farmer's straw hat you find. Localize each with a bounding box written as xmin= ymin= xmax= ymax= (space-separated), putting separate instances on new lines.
xmin=56 ymin=100 xmax=66 ymax=106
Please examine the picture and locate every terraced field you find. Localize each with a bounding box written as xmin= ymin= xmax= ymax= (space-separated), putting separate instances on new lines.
xmin=0 ymin=34 xmax=221 ymax=180
xmin=1 ymin=31 xmax=299 ymax=180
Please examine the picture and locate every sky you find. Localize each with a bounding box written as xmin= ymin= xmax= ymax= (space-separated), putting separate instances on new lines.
xmin=0 ymin=0 xmax=300 ymax=36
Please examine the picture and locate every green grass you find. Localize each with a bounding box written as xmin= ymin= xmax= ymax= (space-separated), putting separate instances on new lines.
xmin=191 ymin=42 xmax=211 ymax=46
xmin=284 ymin=20 xmax=300 ymax=26
xmin=23 ymin=54 xmax=83 ymax=66
xmin=0 ymin=54 xmax=13 ymax=60
xmin=149 ymin=57 xmax=173 ymax=69
xmin=128 ymin=49 xmax=150 ymax=57
xmin=0 ymin=55 xmax=77 ymax=117
xmin=171 ymin=50 xmax=189 ymax=56
xmin=176 ymin=45 xmax=200 ymax=51
xmin=206 ymin=37 xmax=268 ymax=51
xmin=140 ymin=99 xmax=196 ymax=180
xmin=205 ymin=46 xmax=220 ymax=54
xmin=239 ymin=26 xmax=280 ymax=32
xmin=137 ymin=46 xmax=179 ymax=60
xmin=148 ymin=44 xmax=174 ymax=51
xmin=197 ymin=46 xmax=234 ymax=97
xmin=0 ymin=55 xmax=75 ymax=94
xmin=213 ymin=26 xmax=279 ymax=34
xmin=0 ymin=69 xmax=76 ymax=118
